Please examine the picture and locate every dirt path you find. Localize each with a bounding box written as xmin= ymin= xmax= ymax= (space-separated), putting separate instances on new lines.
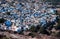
xmin=0 ymin=30 xmax=59 ymax=39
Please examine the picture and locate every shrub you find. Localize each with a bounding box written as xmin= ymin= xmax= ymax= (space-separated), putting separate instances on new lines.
xmin=54 ymin=32 xmax=60 ymax=37
xmin=28 ymin=33 xmax=35 ymax=38
xmin=0 ymin=34 xmax=9 ymax=39
xmin=55 ymin=25 xmax=60 ymax=30
xmin=39 ymin=27 xmax=50 ymax=35
xmin=55 ymin=19 xmax=60 ymax=30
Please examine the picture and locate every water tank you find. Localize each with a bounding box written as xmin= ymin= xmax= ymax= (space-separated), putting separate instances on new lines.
xmin=5 ymin=20 xmax=12 ymax=27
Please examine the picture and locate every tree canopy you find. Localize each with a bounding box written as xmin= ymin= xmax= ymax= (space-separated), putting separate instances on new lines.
xmin=0 ymin=18 xmax=6 ymax=23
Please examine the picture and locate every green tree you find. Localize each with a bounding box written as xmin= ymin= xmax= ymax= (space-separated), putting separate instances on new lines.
xmin=0 ymin=18 xmax=6 ymax=23
xmin=29 ymin=25 xmax=36 ymax=32
xmin=35 ymin=25 xmax=40 ymax=32
xmin=6 ymin=12 xmax=10 ymax=15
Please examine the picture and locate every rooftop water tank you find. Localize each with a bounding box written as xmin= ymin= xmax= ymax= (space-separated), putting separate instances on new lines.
xmin=5 ymin=20 xmax=12 ymax=27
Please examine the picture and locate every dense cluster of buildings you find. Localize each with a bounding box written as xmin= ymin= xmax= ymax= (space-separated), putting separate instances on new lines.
xmin=0 ymin=0 xmax=59 ymax=32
